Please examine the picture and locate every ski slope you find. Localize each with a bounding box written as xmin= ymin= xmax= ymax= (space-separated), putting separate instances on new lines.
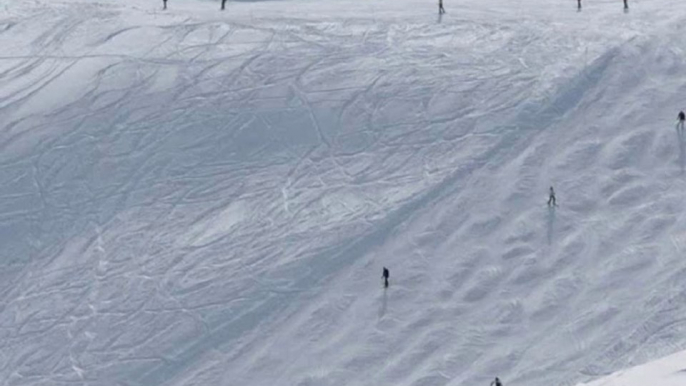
xmin=1 ymin=0 xmax=686 ymax=385
xmin=576 ymin=349 xmax=686 ymax=386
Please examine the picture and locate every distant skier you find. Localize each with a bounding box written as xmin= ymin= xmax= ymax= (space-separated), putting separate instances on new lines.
xmin=547 ymin=186 xmax=557 ymax=207
xmin=490 ymin=377 xmax=503 ymax=386
xmin=678 ymin=111 xmax=685 ymax=130
xmin=382 ymin=267 xmax=390 ymax=288
xmin=221 ymin=0 xmax=227 ymax=10
xmin=623 ymin=0 xmax=628 ymax=10
xmin=163 ymin=0 xmax=167 ymax=10
xmin=577 ymin=0 xmax=581 ymax=10
xmin=438 ymin=0 xmax=446 ymax=14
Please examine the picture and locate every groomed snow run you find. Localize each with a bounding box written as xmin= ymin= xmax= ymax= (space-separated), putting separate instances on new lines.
xmin=2 ymin=0 xmax=686 ymax=386
xmin=576 ymin=349 xmax=686 ymax=386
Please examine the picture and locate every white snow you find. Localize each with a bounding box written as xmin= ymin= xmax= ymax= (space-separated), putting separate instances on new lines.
xmin=1 ymin=0 xmax=686 ymax=386
xmin=576 ymin=349 xmax=686 ymax=386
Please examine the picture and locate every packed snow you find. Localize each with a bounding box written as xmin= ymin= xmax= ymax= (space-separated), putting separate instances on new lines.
xmin=576 ymin=349 xmax=686 ymax=386
xmin=1 ymin=0 xmax=686 ymax=385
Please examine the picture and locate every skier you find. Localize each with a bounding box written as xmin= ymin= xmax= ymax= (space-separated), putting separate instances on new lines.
xmin=547 ymin=186 xmax=557 ymax=207
xmin=623 ymin=0 xmax=628 ymax=10
xmin=163 ymin=0 xmax=167 ymax=10
xmin=577 ymin=0 xmax=581 ymax=10
xmin=490 ymin=377 xmax=503 ymax=386
xmin=438 ymin=0 xmax=446 ymax=14
xmin=382 ymin=267 xmax=390 ymax=288
xmin=221 ymin=0 xmax=227 ymax=10
xmin=678 ymin=111 xmax=685 ymax=130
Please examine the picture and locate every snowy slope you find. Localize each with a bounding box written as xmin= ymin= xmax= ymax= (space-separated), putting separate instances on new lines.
xmin=1 ymin=0 xmax=686 ymax=386
xmin=576 ymin=349 xmax=686 ymax=386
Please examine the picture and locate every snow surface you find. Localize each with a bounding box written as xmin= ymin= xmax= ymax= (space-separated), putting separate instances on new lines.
xmin=1 ymin=0 xmax=686 ymax=385
xmin=576 ymin=349 xmax=686 ymax=386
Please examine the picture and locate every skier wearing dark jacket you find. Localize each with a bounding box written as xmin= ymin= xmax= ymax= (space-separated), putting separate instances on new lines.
xmin=221 ymin=0 xmax=227 ymax=10
xmin=490 ymin=377 xmax=503 ymax=386
xmin=678 ymin=111 xmax=685 ymax=130
xmin=382 ymin=267 xmax=390 ymax=288
xmin=548 ymin=186 xmax=557 ymax=207
xmin=163 ymin=0 xmax=167 ymax=10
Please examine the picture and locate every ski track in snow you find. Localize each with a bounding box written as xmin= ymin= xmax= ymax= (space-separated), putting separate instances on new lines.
xmin=1 ymin=0 xmax=686 ymax=385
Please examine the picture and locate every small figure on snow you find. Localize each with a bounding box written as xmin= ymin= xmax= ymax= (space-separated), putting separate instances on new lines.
xmin=490 ymin=377 xmax=503 ymax=386
xmin=678 ymin=111 xmax=685 ymax=131
xmin=548 ymin=186 xmax=557 ymax=207
xmin=623 ymin=0 xmax=629 ymax=10
xmin=382 ymin=267 xmax=390 ymax=288
xmin=163 ymin=0 xmax=167 ymax=10
xmin=221 ymin=0 xmax=227 ymax=10
xmin=438 ymin=0 xmax=446 ymax=14
xmin=577 ymin=0 xmax=581 ymax=11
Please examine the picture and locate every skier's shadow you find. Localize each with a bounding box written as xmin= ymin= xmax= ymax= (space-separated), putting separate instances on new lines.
xmin=547 ymin=206 xmax=556 ymax=245
xmin=437 ymin=12 xmax=443 ymax=24
xmin=378 ymin=288 xmax=388 ymax=319
xmin=678 ymin=127 xmax=685 ymax=174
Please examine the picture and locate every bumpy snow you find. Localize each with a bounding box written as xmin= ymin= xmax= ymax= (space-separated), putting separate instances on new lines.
xmin=1 ymin=0 xmax=686 ymax=385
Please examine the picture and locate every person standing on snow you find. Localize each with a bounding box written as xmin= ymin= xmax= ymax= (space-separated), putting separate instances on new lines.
xmin=490 ymin=377 xmax=503 ymax=386
xmin=548 ymin=186 xmax=557 ymax=207
xmin=221 ymin=0 xmax=227 ymax=10
xmin=438 ymin=0 xmax=446 ymax=14
xmin=678 ymin=111 xmax=685 ymax=130
xmin=382 ymin=267 xmax=390 ymax=288
xmin=163 ymin=0 xmax=167 ymax=10
xmin=623 ymin=0 xmax=628 ymax=10
xmin=577 ymin=0 xmax=581 ymax=10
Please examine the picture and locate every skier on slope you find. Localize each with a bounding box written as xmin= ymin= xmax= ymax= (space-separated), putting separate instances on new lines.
xmin=678 ymin=111 xmax=685 ymax=130
xmin=163 ymin=0 xmax=167 ymax=10
xmin=221 ymin=0 xmax=227 ymax=10
xmin=623 ymin=0 xmax=628 ymax=10
xmin=548 ymin=186 xmax=557 ymax=207
xmin=438 ymin=0 xmax=446 ymax=14
xmin=382 ymin=267 xmax=390 ymax=288
xmin=577 ymin=0 xmax=581 ymax=10
xmin=490 ymin=377 xmax=503 ymax=386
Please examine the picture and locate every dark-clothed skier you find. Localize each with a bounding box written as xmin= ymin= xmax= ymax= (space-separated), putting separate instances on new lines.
xmin=548 ymin=186 xmax=557 ymax=207
xmin=163 ymin=0 xmax=167 ymax=10
xmin=678 ymin=111 xmax=685 ymax=130
xmin=577 ymin=0 xmax=581 ymax=10
xmin=382 ymin=267 xmax=390 ymax=288
xmin=623 ymin=0 xmax=628 ymax=10
xmin=221 ymin=0 xmax=227 ymax=10
xmin=490 ymin=377 xmax=503 ymax=386
xmin=438 ymin=0 xmax=445 ymax=14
